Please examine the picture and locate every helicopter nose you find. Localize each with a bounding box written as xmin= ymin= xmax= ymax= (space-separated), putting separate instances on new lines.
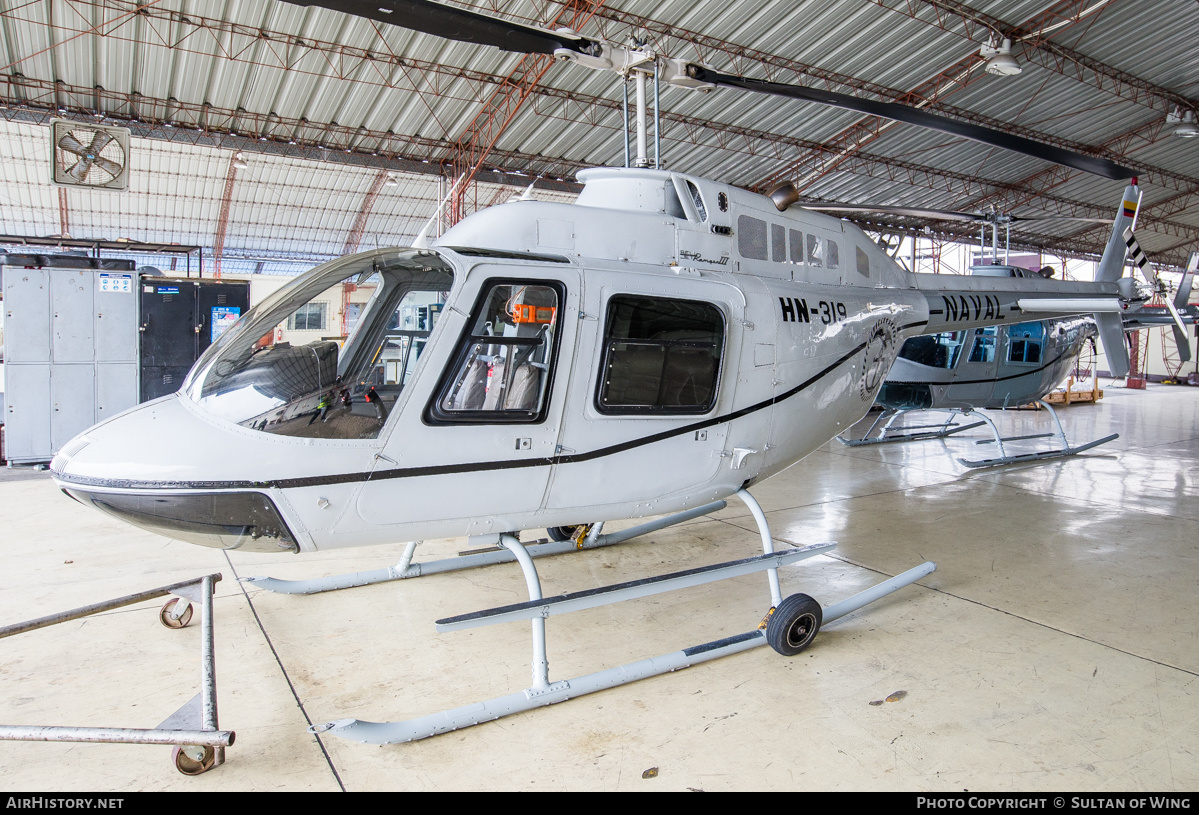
xmin=50 ymin=395 xmax=300 ymax=553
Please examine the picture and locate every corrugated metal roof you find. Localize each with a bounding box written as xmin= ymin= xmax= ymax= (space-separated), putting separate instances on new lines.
xmin=1 ymin=0 xmax=1196 ymax=270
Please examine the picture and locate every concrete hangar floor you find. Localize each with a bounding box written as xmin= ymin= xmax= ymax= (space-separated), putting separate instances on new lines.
xmin=0 ymin=383 xmax=1196 ymax=792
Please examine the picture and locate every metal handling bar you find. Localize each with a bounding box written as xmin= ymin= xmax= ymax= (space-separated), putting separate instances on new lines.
xmin=0 ymin=574 xmax=223 ymax=639
xmin=0 ymin=726 xmax=233 ymax=747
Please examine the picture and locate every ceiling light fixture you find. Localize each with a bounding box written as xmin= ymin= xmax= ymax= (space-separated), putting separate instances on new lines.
xmin=980 ymin=37 xmax=1022 ymax=76
xmin=232 ymin=152 xmax=248 ymax=170
xmin=1167 ymin=108 xmax=1199 ymax=139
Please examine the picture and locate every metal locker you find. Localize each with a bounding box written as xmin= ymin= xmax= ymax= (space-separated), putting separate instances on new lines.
xmin=50 ymin=365 xmax=96 ymax=452
xmin=51 ymin=269 xmax=95 ymax=363
xmin=4 ymin=363 xmax=51 ymax=462
xmin=4 ymin=267 xmax=50 ymax=364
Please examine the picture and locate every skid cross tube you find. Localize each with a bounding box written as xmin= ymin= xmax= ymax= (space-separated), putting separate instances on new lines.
xmin=0 ymin=574 xmax=233 ymax=768
xmin=241 ymin=500 xmax=728 ymax=595
xmin=839 ymin=408 xmax=985 ymax=447
xmin=436 ymin=543 xmax=836 ymax=632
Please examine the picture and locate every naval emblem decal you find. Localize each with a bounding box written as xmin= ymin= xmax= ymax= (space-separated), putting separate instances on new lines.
xmin=860 ymin=318 xmax=899 ymax=400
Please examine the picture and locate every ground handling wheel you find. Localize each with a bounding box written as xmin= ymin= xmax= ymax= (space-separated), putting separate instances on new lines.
xmin=159 ymin=598 xmax=193 ymax=629
xmin=172 ymin=744 xmax=216 ymax=775
xmin=765 ymin=593 xmax=822 ymax=656
xmin=547 ymin=525 xmax=585 ymax=542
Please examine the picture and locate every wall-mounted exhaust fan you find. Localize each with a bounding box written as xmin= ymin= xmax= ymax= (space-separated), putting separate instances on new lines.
xmin=50 ymin=119 xmax=130 ymax=190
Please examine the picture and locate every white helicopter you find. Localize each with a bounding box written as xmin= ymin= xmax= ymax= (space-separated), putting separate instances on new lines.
xmin=49 ymin=0 xmax=1143 ymax=745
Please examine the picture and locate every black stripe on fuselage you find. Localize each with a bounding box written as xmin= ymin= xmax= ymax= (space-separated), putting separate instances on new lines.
xmin=55 ymin=319 xmax=929 ymax=492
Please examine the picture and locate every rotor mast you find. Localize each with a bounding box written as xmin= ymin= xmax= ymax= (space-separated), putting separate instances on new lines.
xmin=619 ymin=45 xmax=661 ymax=169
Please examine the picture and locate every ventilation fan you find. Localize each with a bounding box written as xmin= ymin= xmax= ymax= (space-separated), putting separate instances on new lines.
xmin=50 ymin=119 xmax=130 ymax=190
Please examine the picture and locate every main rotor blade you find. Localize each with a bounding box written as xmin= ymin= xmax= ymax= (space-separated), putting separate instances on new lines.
xmin=802 ymin=204 xmax=984 ymax=221
xmin=803 ymin=203 xmax=1112 ymax=224
xmin=282 ymin=0 xmax=599 ymax=56
xmin=687 ymin=67 xmax=1138 ymax=181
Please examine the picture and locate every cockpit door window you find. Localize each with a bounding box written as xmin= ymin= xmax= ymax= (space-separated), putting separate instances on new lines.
xmin=427 ymin=280 xmax=563 ymax=423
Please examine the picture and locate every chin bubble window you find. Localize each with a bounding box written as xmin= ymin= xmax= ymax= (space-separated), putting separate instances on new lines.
xmin=184 ymin=248 xmax=454 ymax=439
xmin=428 ymin=281 xmax=563 ymax=423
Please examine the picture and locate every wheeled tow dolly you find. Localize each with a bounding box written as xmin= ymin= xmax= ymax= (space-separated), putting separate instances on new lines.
xmin=0 ymin=574 xmax=233 ymax=775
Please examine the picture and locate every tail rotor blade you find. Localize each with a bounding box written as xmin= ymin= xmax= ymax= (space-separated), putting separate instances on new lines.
xmin=1165 ymin=296 xmax=1189 ymax=340
xmin=1171 ymin=324 xmax=1192 ymax=364
xmin=1177 ymin=252 xmax=1198 ymax=309
xmin=1122 ymin=226 xmax=1156 ymax=289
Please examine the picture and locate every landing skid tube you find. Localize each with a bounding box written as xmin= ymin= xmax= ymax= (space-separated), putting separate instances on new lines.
xmin=958 ymin=401 xmax=1118 ymax=468
xmin=838 ymin=408 xmax=985 ymax=447
xmin=241 ymin=500 xmax=728 ymax=595
xmin=308 ymin=489 xmax=937 ymax=745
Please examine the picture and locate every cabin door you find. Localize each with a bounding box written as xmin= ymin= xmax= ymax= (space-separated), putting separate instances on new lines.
xmin=543 ymin=274 xmax=737 ymax=515
xmin=356 ymin=267 xmax=578 ymax=535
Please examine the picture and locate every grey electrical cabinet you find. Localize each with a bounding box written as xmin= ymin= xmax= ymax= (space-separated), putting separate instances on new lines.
xmin=2 ymin=255 xmax=139 ymax=464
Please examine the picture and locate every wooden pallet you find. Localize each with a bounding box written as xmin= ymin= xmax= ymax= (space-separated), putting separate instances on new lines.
xmin=1043 ymin=376 xmax=1103 ymax=405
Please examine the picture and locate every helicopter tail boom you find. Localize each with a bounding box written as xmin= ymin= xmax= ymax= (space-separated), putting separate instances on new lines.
xmin=913 ymin=274 xmax=1121 ymax=335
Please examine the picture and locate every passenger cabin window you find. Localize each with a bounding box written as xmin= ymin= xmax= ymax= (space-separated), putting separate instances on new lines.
xmin=856 ymin=246 xmax=870 ymax=277
xmin=431 ymin=281 xmax=562 ymax=422
xmin=597 ymin=296 xmax=724 ymax=415
xmin=1007 ymin=322 xmax=1044 ymax=365
xmin=827 ymin=240 xmax=840 ymax=269
xmin=738 ymin=215 xmax=768 ymax=260
xmin=771 ymin=223 xmax=787 ymax=263
xmin=806 ymin=234 xmax=823 ymax=267
xmin=686 ymin=181 xmax=708 ymax=221
xmin=899 ymin=331 xmax=966 ymax=369
xmin=789 ymin=230 xmax=804 ymax=263
xmin=969 ymin=327 xmax=997 ymax=363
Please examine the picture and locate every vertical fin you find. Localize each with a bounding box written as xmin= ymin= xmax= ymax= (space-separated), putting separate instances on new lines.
xmin=1095 ymin=313 xmax=1130 ymax=378
xmin=1095 ymin=183 xmax=1141 ymax=283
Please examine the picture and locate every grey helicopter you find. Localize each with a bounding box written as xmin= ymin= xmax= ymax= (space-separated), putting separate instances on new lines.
xmin=840 ymin=226 xmax=1198 ymax=467
xmin=48 ymin=0 xmax=1144 ymax=748
xmin=835 ymin=199 xmax=1198 ymax=466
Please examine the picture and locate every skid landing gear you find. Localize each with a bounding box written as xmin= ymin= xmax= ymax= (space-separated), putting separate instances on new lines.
xmin=957 ymin=401 xmax=1118 ymax=468
xmin=294 ymin=489 xmax=935 ymax=745
xmin=839 ymin=404 xmax=1118 ymax=468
